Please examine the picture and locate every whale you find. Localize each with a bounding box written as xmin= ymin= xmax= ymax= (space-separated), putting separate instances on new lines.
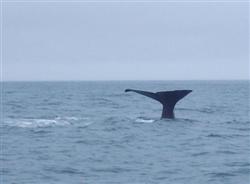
xmin=125 ymin=89 xmax=192 ymax=119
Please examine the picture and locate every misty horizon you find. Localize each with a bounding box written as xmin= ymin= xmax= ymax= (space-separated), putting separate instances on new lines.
xmin=2 ymin=1 xmax=249 ymax=81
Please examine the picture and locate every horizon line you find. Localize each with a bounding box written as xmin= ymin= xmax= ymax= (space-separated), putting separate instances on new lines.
xmin=1 ymin=79 xmax=249 ymax=82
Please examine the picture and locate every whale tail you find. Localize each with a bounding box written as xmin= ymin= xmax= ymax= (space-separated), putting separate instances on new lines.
xmin=125 ymin=89 xmax=192 ymax=119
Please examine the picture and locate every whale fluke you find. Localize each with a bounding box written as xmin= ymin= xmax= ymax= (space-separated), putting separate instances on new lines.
xmin=125 ymin=89 xmax=192 ymax=119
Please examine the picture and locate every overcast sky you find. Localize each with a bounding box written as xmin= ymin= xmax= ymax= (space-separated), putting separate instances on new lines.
xmin=2 ymin=1 xmax=249 ymax=81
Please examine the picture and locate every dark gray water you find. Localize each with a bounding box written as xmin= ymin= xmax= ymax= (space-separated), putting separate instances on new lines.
xmin=1 ymin=81 xmax=250 ymax=184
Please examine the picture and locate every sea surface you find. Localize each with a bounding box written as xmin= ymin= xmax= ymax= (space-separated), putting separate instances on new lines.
xmin=1 ymin=81 xmax=250 ymax=184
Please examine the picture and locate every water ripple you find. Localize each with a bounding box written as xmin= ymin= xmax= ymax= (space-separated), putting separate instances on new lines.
xmin=44 ymin=167 xmax=85 ymax=175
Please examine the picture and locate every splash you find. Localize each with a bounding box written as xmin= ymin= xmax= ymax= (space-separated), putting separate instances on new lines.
xmin=3 ymin=116 xmax=92 ymax=128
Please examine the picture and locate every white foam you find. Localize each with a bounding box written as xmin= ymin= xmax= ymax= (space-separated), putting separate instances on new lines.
xmin=3 ymin=116 xmax=91 ymax=128
xmin=56 ymin=116 xmax=79 ymax=121
xmin=135 ymin=118 xmax=155 ymax=123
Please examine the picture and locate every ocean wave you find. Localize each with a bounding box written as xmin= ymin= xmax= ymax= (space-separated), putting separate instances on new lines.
xmin=91 ymin=167 xmax=134 ymax=174
xmin=177 ymin=107 xmax=216 ymax=114
xmin=207 ymin=133 xmax=247 ymax=139
xmin=207 ymin=172 xmax=236 ymax=178
xmin=92 ymin=97 xmax=119 ymax=106
xmin=207 ymin=133 xmax=223 ymax=138
xmin=191 ymin=151 xmax=209 ymax=157
xmin=225 ymin=120 xmax=250 ymax=125
xmin=104 ymin=116 xmax=130 ymax=124
xmin=174 ymin=118 xmax=200 ymax=123
xmin=3 ymin=116 xmax=92 ymax=128
xmin=44 ymin=166 xmax=85 ymax=175
xmin=225 ymin=162 xmax=250 ymax=167
xmin=232 ymin=127 xmax=250 ymax=132
xmin=216 ymin=150 xmax=237 ymax=155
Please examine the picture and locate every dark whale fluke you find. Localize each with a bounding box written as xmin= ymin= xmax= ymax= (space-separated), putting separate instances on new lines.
xmin=125 ymin=89 xmax=192 ymax=119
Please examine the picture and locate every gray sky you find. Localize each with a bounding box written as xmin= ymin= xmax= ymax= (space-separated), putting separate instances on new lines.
xmin=2 ymin=1 xmax=249 ymax=81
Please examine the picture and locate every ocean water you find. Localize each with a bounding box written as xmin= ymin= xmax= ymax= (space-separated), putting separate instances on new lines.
xmin=1 ymin=81 xmax=250 ymax=184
